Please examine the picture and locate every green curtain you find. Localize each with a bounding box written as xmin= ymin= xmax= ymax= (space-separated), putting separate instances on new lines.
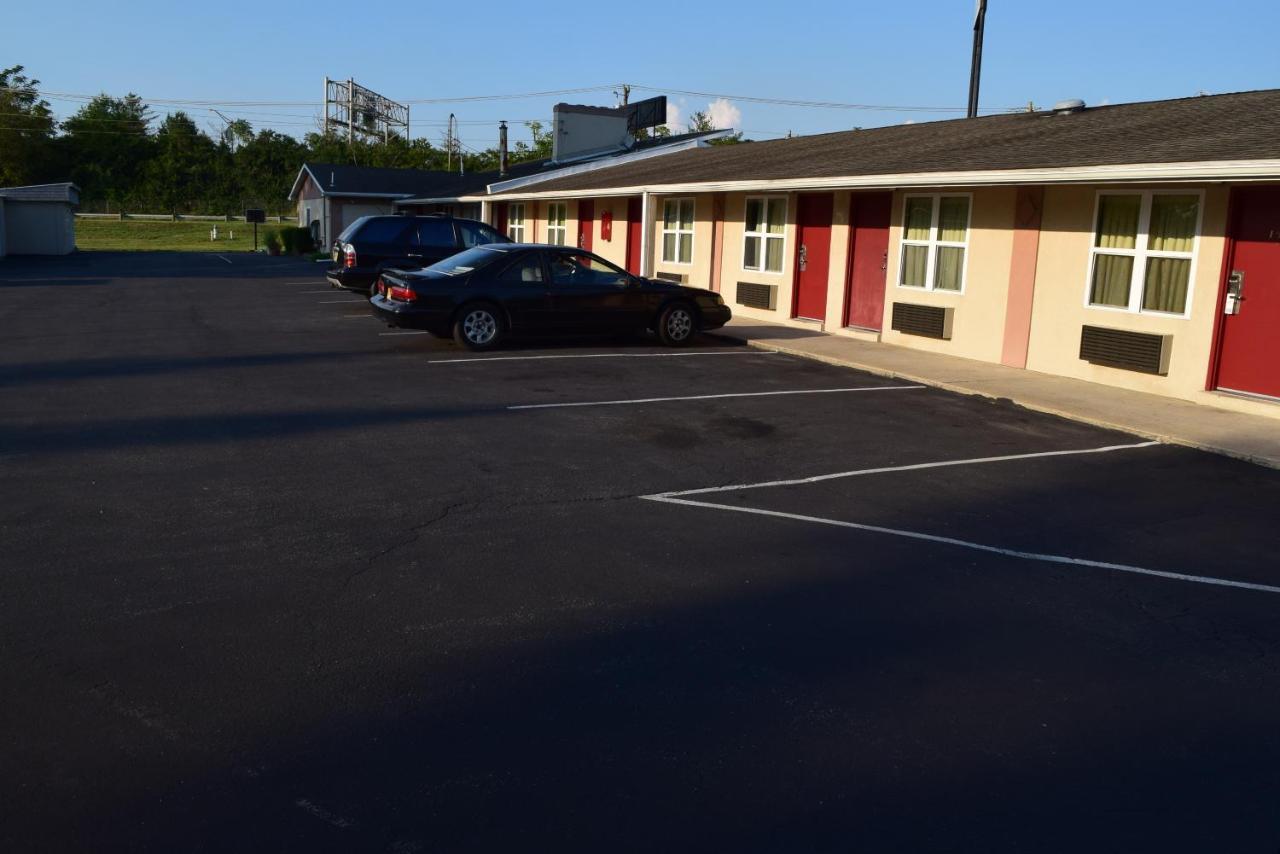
xmin=1095 ymin=195 xmax=1140 ymax=249
xmin=663 ymin=233 xmax=677 ymax=262
xmin=680 ymin=200 xmax=695 ymax=230
xmin=901 ymin=245 xmax=928 ymax=287
xmin=1090 ymin=254 xmax=1133 ymax=306
xmin=765 ymin=236 xmax=784 ymax=272
xmin=663 ymin=202 xmax=677 ymax=230
xmin=904 ymin=197 xmax=932 ymax=241
xmin=744 ymin=235 xmax=760 ymax=269
xmin=1149 ymin=195 xmax=1197 ymax=253
xmin=938 ymin=197 xmax=969 ymax=242
xmin=935 ymin=246 xmax=964 ymax=291
xmin=1143 ymin=257 xmax=1191 ymax=312
xmin=766 ymin=199 xmax=785 ymax=235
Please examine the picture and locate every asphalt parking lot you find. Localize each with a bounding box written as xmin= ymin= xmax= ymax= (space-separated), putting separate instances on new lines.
xmin=3 ymin=252 xmax=1279 ymax=853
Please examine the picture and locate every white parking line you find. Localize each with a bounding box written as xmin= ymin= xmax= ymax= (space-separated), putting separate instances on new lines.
xmin=429 ymin=350 xmax=780 ymax=365
xmin=216 ymin=255 xmax=233 ymax=265
xmin=298 ymin=290 xmax=335 ymax=294
xmin=642 ymin=440 xmax=1280 ymax=596
xmin=509 ymin=385 xmax=924 ymax=411
xmin=343 ymin=313 xmax=372 ymax=318
xmin=318 ymin=299 xmax=367 ymax=304
xmin=379 ymin=330 xmax=431 ymax=336
xmin=282 ymin=281 xmax=328 ymax=285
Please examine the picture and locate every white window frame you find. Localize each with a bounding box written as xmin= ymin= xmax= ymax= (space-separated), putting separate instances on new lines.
xmin=1084 ymin=189 xmax=1203 ymax=319
xmin=661 ymin=197 xmax=696 ymax=266
xmin=741 ymin=195 xmax=788 ymax=274
xmin=897 ymin=193 xmax=972 ymax=294
xmin=546 ymin=202 xmax=568 ymax=246
xmin=507 ymin=203 xmax=526 ymax=242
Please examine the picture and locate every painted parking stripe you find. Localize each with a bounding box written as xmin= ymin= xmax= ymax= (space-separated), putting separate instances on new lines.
xmin=298 ymin=290 xmax=336 ymax=294
xmin=429 ymin=350 xmax=780 ymax=365
xmin=654 ymin=441 xmax=1160 ymax=498
xmin=643 ymin=494 xmax=1280 ymax=596
xmin=509 ymin=385 xmax=924 ymax=411
xmin=379 ymin=330 xmax=431 ymax=336
xmin=282 ymin=281 xmax=329 ymax=285
xmin=318 ymin=299 xmax=367 ymax=304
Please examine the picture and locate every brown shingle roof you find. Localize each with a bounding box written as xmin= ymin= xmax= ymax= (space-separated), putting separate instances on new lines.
xmin=495 ymin=89 xmax=1280 ymax=195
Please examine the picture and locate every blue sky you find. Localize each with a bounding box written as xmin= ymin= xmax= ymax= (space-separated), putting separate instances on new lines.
xmin=4 ymin=0 xmax=1278 ymax=152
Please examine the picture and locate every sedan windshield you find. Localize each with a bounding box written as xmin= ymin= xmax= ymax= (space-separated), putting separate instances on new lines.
xmin=425 ymin=245 xmax=511 ymax=276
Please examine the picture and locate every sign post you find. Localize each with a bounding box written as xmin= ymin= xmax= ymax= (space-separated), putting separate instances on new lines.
xmin=244 ymin=208 xmax=266 ymax=252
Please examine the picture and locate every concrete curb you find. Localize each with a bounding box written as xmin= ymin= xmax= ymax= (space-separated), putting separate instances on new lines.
xmin=708 ymin=333 xmax=1280 ymax=470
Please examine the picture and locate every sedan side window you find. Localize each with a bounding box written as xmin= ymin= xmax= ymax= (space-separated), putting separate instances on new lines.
xmin=414 ymin=219 xmax=455 ymax=248
xmin=498 ymin=255 xmax=546 ymax=284
xmin=549 ymin=253 xmax=631 ymax=287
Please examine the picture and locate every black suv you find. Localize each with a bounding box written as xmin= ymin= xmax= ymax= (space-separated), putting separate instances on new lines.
xmin=327 ymin=214 xmax=510 ymax=293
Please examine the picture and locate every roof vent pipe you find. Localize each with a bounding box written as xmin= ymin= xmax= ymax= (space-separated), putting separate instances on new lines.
xmin=498 ymin=121 xmax=509 ymax=178
xmin=1053 ymin=98 xmax=1087 ymax=115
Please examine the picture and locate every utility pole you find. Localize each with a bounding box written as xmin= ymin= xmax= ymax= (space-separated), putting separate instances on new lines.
xmin=347 ymin=77 xmax=354 ymax=145
xmin=967 ymin=0 xmax=988 ymax=119
xmin=323 ymin=77 xmax=330 ymax=134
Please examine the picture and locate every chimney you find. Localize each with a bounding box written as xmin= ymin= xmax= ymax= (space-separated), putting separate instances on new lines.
xmin=499 ymin=121 xmax=509 ymax=178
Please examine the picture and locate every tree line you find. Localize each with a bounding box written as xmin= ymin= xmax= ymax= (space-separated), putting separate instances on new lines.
xmin=0 ymin=65 xmax=741 ymax=216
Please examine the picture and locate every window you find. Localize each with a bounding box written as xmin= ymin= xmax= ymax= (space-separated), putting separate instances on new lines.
xmin=498 ymin=252 xmax=545 ymax=284
xmin=661 ymin=198 xmax=695 ymax=265
xmin=1088 ymin=191 xmax=1200 ymax=316
xmin=547 ymin=202 xmax=568 ymax=246
xmin=411 ymin=218 xmax=454 ymax=248
xmin=424 ymin=245 xmax=508 ymax=276
xmin=457 ymin=220 xmax=503 ymax=248
xmin=742 ymin=197 xmax=786 ymax=273
xmin=352 ymin=217 xmax=411 ymax=244
xmin=898 ymin=195 xmax=970 ymax=292
xmin=548 ymin=252 xmax=631 ymax=287
xmin=507 ymin=203 xmax=526 ymax=242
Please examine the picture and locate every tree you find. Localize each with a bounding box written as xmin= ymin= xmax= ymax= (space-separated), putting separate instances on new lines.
xmin=236 ymin=129 xmax=308 ymax=213
xmin=0 ymin=65 xmax=56 ymax=186
xmin=686 ymin=110 xmax=715 ymax=133
xmin=60 ymin=94 xmax=154 ymax=210
xmin=145 ymin=112 xmax=219 ymax=212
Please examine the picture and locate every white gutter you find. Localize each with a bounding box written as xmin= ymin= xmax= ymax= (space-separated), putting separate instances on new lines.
xmin=483 ymin=159 xmax=1280 ymax=201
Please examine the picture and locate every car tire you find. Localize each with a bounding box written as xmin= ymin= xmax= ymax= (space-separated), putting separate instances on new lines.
xmin=453 ymin=302 xmax=504 ymax=351
xmin=656 ymin=301 xmax=698 ymax=347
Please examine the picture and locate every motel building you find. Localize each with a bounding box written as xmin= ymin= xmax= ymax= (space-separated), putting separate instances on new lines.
xmin=466 ymin=89 xmax=1280 ymax=418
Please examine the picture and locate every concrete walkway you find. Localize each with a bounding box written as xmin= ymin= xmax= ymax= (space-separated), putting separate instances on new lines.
xmin=710 ymin=318 xmax=1280 ymax=469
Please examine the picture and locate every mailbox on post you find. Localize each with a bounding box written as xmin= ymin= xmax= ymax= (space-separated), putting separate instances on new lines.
xmin=244 ymin=209 xmax=266 ymax=252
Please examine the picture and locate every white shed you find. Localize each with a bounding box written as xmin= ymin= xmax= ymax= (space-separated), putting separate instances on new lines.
xmin=0 ymin=183 xmax=79 ymax=257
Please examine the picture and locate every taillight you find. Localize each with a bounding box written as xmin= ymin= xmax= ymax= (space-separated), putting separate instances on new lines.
xmin=387 ymin=284 xmax=417 ymax=302
xmin=343 ymin=243 xmax=356 ymax=268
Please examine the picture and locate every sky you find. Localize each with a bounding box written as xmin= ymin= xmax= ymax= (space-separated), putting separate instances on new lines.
xmin=4 ymin=0 xmax=1278 ymax=153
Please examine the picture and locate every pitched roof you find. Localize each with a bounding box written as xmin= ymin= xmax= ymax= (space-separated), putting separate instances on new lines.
xmin=295 ymin=163 xmax=457 ymax=198
xmin=0 ymin=182 xmax=80 ymax=203
xmin=493 ymin=89 xmax=1280 ymax=195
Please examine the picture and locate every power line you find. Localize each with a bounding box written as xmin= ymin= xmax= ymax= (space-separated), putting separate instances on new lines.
xmin=628 ymin=84 xmax=1018 ymax=113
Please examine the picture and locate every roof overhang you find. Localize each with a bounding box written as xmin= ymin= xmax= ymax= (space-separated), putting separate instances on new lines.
xmin=486 ymin=159 xmax=1280 ymax=200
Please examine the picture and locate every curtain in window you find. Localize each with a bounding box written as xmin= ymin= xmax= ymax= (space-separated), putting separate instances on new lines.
xmin=1148 ymin=195 xmax=1197 ymax=253
xmin=938 ymin=197 xmax=969 ymax=242
xmin=764 ymin=236 xmax=783 ymax=272
xmin=1095 ymin=195 xmax=1140 ymax=249
xmin=935 ymin=246 xmax=964 ymax=291
xmin=901 ymin=245 xmax=928 ymax=287
xmin=745 ymin=200 xmax=762 ymax=234
xmin=744 ymin=236 xmax=760 ymax=269
xmin=766 ymin=199 xmax=785 ymax=235
xmin=1143 ymin=257 xmax=1191 ymax=312
xmin=663 ymin=233 xmax=677 ymax=262
xmin=904 ymin=198 xmax=932 ymax=241
xmin=1090 ymin=255 xmax=1133 ymax=307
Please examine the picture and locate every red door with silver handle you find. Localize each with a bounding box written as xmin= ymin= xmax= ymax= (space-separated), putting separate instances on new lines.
xmin=1214 ymin=186 xmax=1280 ymax=400
xmin=793 ymin=193 xmax=833 ymax=321
xmin=843 ymin=192 xmax=892 ymax=330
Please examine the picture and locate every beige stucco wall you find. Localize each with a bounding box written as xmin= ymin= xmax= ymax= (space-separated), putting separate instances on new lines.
xmin=650 ymin=193 xmax=716 ymax=288
xmin=588 ymin=195 xmax=629 ymax=269
xmin=716 ymin=191 xmax=798 ymax=321
xmin=879 ymin=187 xmax=1017 ymax=363
xmin=1024 ymin=184 xmax=1228 ymax=402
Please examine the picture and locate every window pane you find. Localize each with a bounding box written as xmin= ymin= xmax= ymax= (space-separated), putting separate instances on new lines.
xmin=357 ymin=218 xmax=411 ymax=243
xmin=662 ymin=233 xmax=676 ymax=262
xmin=1142 ymin=257 xmax=1190 ymax=313
xmin=901 ymin=244 xmax=928 ymax=287
xmin=904 ymin=197 xmax=933 ymax=241
xmin=1148 ymin=195 xmax=1198 ymax=253
xmin=415 ymin=220 xmax=453 ymax=247
xmin=510 ymin=205 xmax=523 ymax=225
xmin=766 ymin=199 xmax=785 ymax=235
xmin=1089 ymin=254 xmax=1133 ymax=306
xmin=765 ymin=236 xmax=784 ymax=272
xmin=938 ymin=197 xmax=969 ymax=242
xmin=680 ymin=200 xmax=695 ymax=230
xmin=934 ymin=246 xmax=964 ymax=291
xmin=499 ymin=256 xmax=544 ymax=283
xmin=663 ymin=201 xmax=677 ymax=230
xmin=744 ymin=235 xmax=760 ymax=268
xmin=745 ymin=200 xmax=762 ymax=234
xmin=678 ymin=234 xmax=692 ymax=264
xmin=1095 ymin=195 xmax=1140 ymax=250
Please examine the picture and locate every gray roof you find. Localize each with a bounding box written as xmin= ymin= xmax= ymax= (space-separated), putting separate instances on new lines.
xmin=0 ymin=182 xmax=80 ymax=204
xmin=297 ymin=163 xmax=457 ymax=198
xmin=494 ymin=89 xmax=1280 ymax=195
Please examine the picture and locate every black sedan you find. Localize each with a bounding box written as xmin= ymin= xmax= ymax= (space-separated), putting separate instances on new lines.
xmin=369 ymin=244 xmax=732 ymax=350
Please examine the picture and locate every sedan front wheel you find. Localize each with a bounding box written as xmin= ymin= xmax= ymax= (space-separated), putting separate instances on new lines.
xmin=656 ymin=302 xmax=697 ymax=347
xmin=453 ymin=303 xmax=504 ymax=351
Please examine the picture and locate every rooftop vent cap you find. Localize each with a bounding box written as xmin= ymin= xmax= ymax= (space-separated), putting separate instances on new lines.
xmin=1052 ymin=98 xmax=1087 ymax=115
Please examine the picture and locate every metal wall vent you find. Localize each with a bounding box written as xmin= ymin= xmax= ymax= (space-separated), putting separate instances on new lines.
xmin=736 ymin=281 xmax=777 ymax=310
xmin=891 ymin=303 xmax=954 ymax=339
xmin=1079 ymin=325 xmax=1172 ymax=375
xmin=656 ymin=271 xmax=688 ymax=284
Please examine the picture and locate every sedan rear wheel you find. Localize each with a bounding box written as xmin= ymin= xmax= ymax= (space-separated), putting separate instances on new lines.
xmin=453 ymin=303 xmax=504 ymax=351
xmin=657 ymin=302 xmax=697 ymax=347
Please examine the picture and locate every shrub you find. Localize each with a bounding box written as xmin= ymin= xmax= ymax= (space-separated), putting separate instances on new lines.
xmin=278 ymin=228 xmax=297 ymax=255
xmin=290 ymin=227 xmax=315 ymax=254
xmin=265 ymin=231 xmax=283 ymax=255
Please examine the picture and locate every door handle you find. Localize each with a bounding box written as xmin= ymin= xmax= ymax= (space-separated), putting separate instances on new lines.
xmin=881 ymin=251 xmax=888 ymax=272
xmin=798 ymin=244 xmax=808 ymax=272
xmin=1225 ymin=270 xmax=1245 ymax=315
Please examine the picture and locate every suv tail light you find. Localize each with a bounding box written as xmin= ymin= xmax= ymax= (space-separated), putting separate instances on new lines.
xmin=343 ymin=243 xmax=356 ymax=268
xmin=387 ymin=283 xmax=417 ymax=302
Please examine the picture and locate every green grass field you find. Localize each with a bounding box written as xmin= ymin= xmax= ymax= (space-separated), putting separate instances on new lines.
xmin=75 ymin=218 xmax=297 ymax=252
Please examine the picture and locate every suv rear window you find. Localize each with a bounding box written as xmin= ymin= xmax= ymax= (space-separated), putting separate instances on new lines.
xmin=457 ymin=220 xmax=505 ymax=248
xmin=337 ymin=215 xmax=373 ymax=243
xmin=352 ymin=217 xmax=411 ymax=243
xmin=413 ymin=219 xmax=456 ymax=248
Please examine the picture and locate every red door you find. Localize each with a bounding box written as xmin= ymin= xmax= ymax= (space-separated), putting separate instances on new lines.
xmin=494 ymin=202 xmax=508 ymax=237
xmin=577 ymin=199 xmax=594 ymax=252
xmin=843 ymin=192 xmax=892 ymax=330
xmin=793 ymin=193 xmax=834 ymax=320
xmin=626 ymin=197 xmax=643 ymax=274
xmin=1215 ymin=186 xmax=1280 ymax=399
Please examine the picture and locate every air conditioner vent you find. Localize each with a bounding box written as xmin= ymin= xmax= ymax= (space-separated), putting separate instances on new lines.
xmin=1079 ymin=325 xmax=1172 ymax=375
xmin=891 ymin=303 xmax=953 ymax=339
xmin=736 ymin=281 xmax=776 ymax=310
